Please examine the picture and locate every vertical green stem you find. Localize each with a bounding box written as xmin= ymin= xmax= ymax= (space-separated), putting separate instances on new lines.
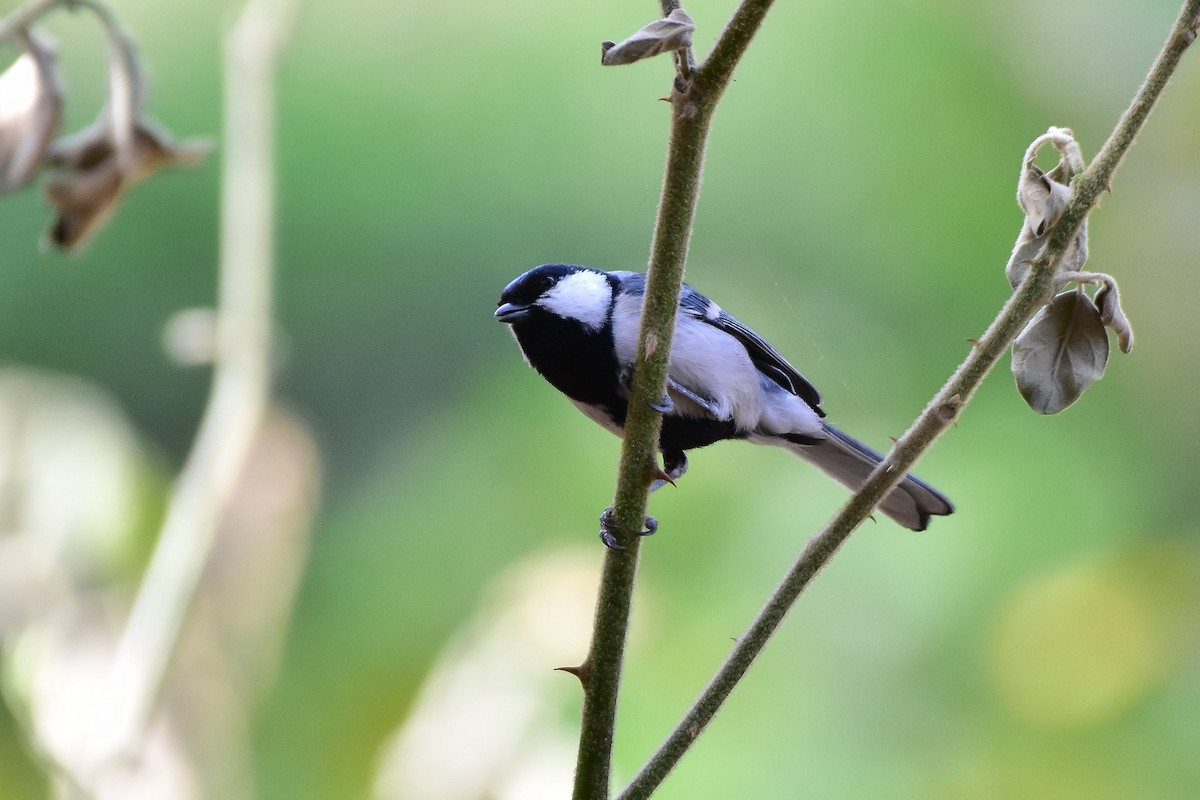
xmin=572 ymin=2 xmax=779 ymax=796
xmin=90 ymin=0 xmax=296 ymax=774
xmin=573 ymin=105 xmax=711 ymax=800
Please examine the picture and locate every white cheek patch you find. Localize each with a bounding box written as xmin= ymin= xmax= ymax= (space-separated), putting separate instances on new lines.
xmin=540 ymin=271 xmax=612 ymax=331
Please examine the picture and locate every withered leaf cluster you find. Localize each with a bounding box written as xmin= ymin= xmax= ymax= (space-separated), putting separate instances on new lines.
xmin=1005 ymin=128 xmax=1134 ymax=415
xmin=1005 ymin=129 xmax=1088 ymax=291
xmin=0 ymin=16 xmax=210 ymax=253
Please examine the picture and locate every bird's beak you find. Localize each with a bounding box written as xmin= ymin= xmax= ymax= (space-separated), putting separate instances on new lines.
xmin=495 ymin=302 xmax=532 ymax=324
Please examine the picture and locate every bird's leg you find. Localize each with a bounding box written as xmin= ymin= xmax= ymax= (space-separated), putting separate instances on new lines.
xmin=598 ymin=453 xmax=683 ymax=549
xmin=598 ymin=506 xmax=658 ymax=551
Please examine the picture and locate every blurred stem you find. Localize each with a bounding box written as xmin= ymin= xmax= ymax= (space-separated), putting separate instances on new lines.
xmin=0 ymin=0 xmax=123 ymax=43
xmin=87 ymin=0 xmax=298 ymax=776
xmin=0 ymin=0 xmax=60 ymax=41
xmin=573 ymin=1 xmax=777 ymax=798
xmin=618 ymin=1 xmax=1200 ymax=796
xmin=72 ymin=0 xmax=141 ymax=169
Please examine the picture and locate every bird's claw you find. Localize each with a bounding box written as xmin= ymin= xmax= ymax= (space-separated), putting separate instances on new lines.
xmin=647 ymin=394 xmax=674 ymax=414
xmin=598 ymin=507 xmax=659 ymax=551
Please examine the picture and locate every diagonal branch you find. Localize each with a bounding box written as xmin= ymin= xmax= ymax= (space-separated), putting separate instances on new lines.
xmin=618 ymin=1 xmax=1200 ymax=796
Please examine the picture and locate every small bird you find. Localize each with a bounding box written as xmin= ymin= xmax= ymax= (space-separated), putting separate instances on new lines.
xmin=496 ymin=264 xmax=953 ymax=547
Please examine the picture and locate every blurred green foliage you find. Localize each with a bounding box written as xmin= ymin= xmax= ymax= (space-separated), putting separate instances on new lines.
xmin=2 ymin=0 xmax=1199 ymax=798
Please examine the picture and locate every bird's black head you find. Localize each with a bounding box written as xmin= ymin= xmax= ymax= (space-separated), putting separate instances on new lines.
xmin=495 ymin=264 xmax=613 ymax=331
xmin=495 ymin=264 xmax=624 ymax=412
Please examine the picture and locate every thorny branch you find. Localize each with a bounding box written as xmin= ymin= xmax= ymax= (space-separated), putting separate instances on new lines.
xmin=571 ymin=0 xmax=1200 ymax=798
xmin=616 ymin=2 xmax=1200 ymax=797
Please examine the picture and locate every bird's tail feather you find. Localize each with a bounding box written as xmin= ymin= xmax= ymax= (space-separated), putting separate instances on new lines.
xmin=775 ymin=422 xmax=954 ymax=531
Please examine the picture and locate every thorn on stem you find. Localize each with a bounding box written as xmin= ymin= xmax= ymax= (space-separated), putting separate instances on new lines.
xmin=555 ymin=662 xmax=589 ymax=688
xmin=966 ymin=337 xmax=980 ymax=347
xmin=651 ymin=464 xmax=677 ymax=487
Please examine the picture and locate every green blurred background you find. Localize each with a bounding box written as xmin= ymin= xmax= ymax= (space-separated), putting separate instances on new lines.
xmin=2 ymin=0 xmax=1199 ymax=797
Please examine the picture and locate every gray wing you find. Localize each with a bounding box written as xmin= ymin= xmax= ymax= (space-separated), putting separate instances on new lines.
xmin=678 ymin=287 xmax=825 ymax=416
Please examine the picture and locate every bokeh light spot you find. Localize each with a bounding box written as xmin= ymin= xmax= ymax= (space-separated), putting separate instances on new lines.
xmin=986 ymin=544 xmax=1197 ymax=730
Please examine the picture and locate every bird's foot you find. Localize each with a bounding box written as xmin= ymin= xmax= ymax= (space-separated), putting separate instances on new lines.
xmin=647 ymin=394 xmax=674 ymax=414
xmin=598 ymin=507 xmax=658 ymax=551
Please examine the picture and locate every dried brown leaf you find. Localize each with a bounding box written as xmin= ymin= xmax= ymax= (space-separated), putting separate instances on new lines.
xmin=1095 ymin=278 xmax=1135 ymax=354
xmin=44 ymin=120 xmax=211 ymax=252
xmin=601 ymin=9 xmax=695 ymax=66
xmin=1012 ymin=290 xmax=1110 ymax=414
xmin=1017 ymin=165 xmax=1062 ymax=237
xmin=0 ymin=28 xmax=64 ymax=193
xmin=1005 ymin=128 xmax=1089 ymax=289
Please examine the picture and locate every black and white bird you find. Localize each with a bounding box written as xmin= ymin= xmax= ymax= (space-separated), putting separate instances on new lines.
xmin=495 ymin=264 xmax=953 ymax=546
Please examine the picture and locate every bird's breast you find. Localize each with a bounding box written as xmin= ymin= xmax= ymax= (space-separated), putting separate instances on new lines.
xmin=510 ymin=316 xmax=625 ymax=415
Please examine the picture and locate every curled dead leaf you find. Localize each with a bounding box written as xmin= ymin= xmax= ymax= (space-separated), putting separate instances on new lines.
xmin=0 ymin=6 xmax=211 ymax=253
xmin=1004 ymin=127 xmax=1089 ymax=289
xmin=1012 ymin=290 xmax=1109 ymax=414
xmin=1017 ymin=165 xmax=1068 ymax=238
xmin=1094 ymin=278 xmax=1134 ymax=354
xmin=43 ymin=119 xmax=211 ymax=252
xmin=0 ymin=28 xmax=64 ymax=193
xmin=601 ymin=8 xmax=695 ymax=66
